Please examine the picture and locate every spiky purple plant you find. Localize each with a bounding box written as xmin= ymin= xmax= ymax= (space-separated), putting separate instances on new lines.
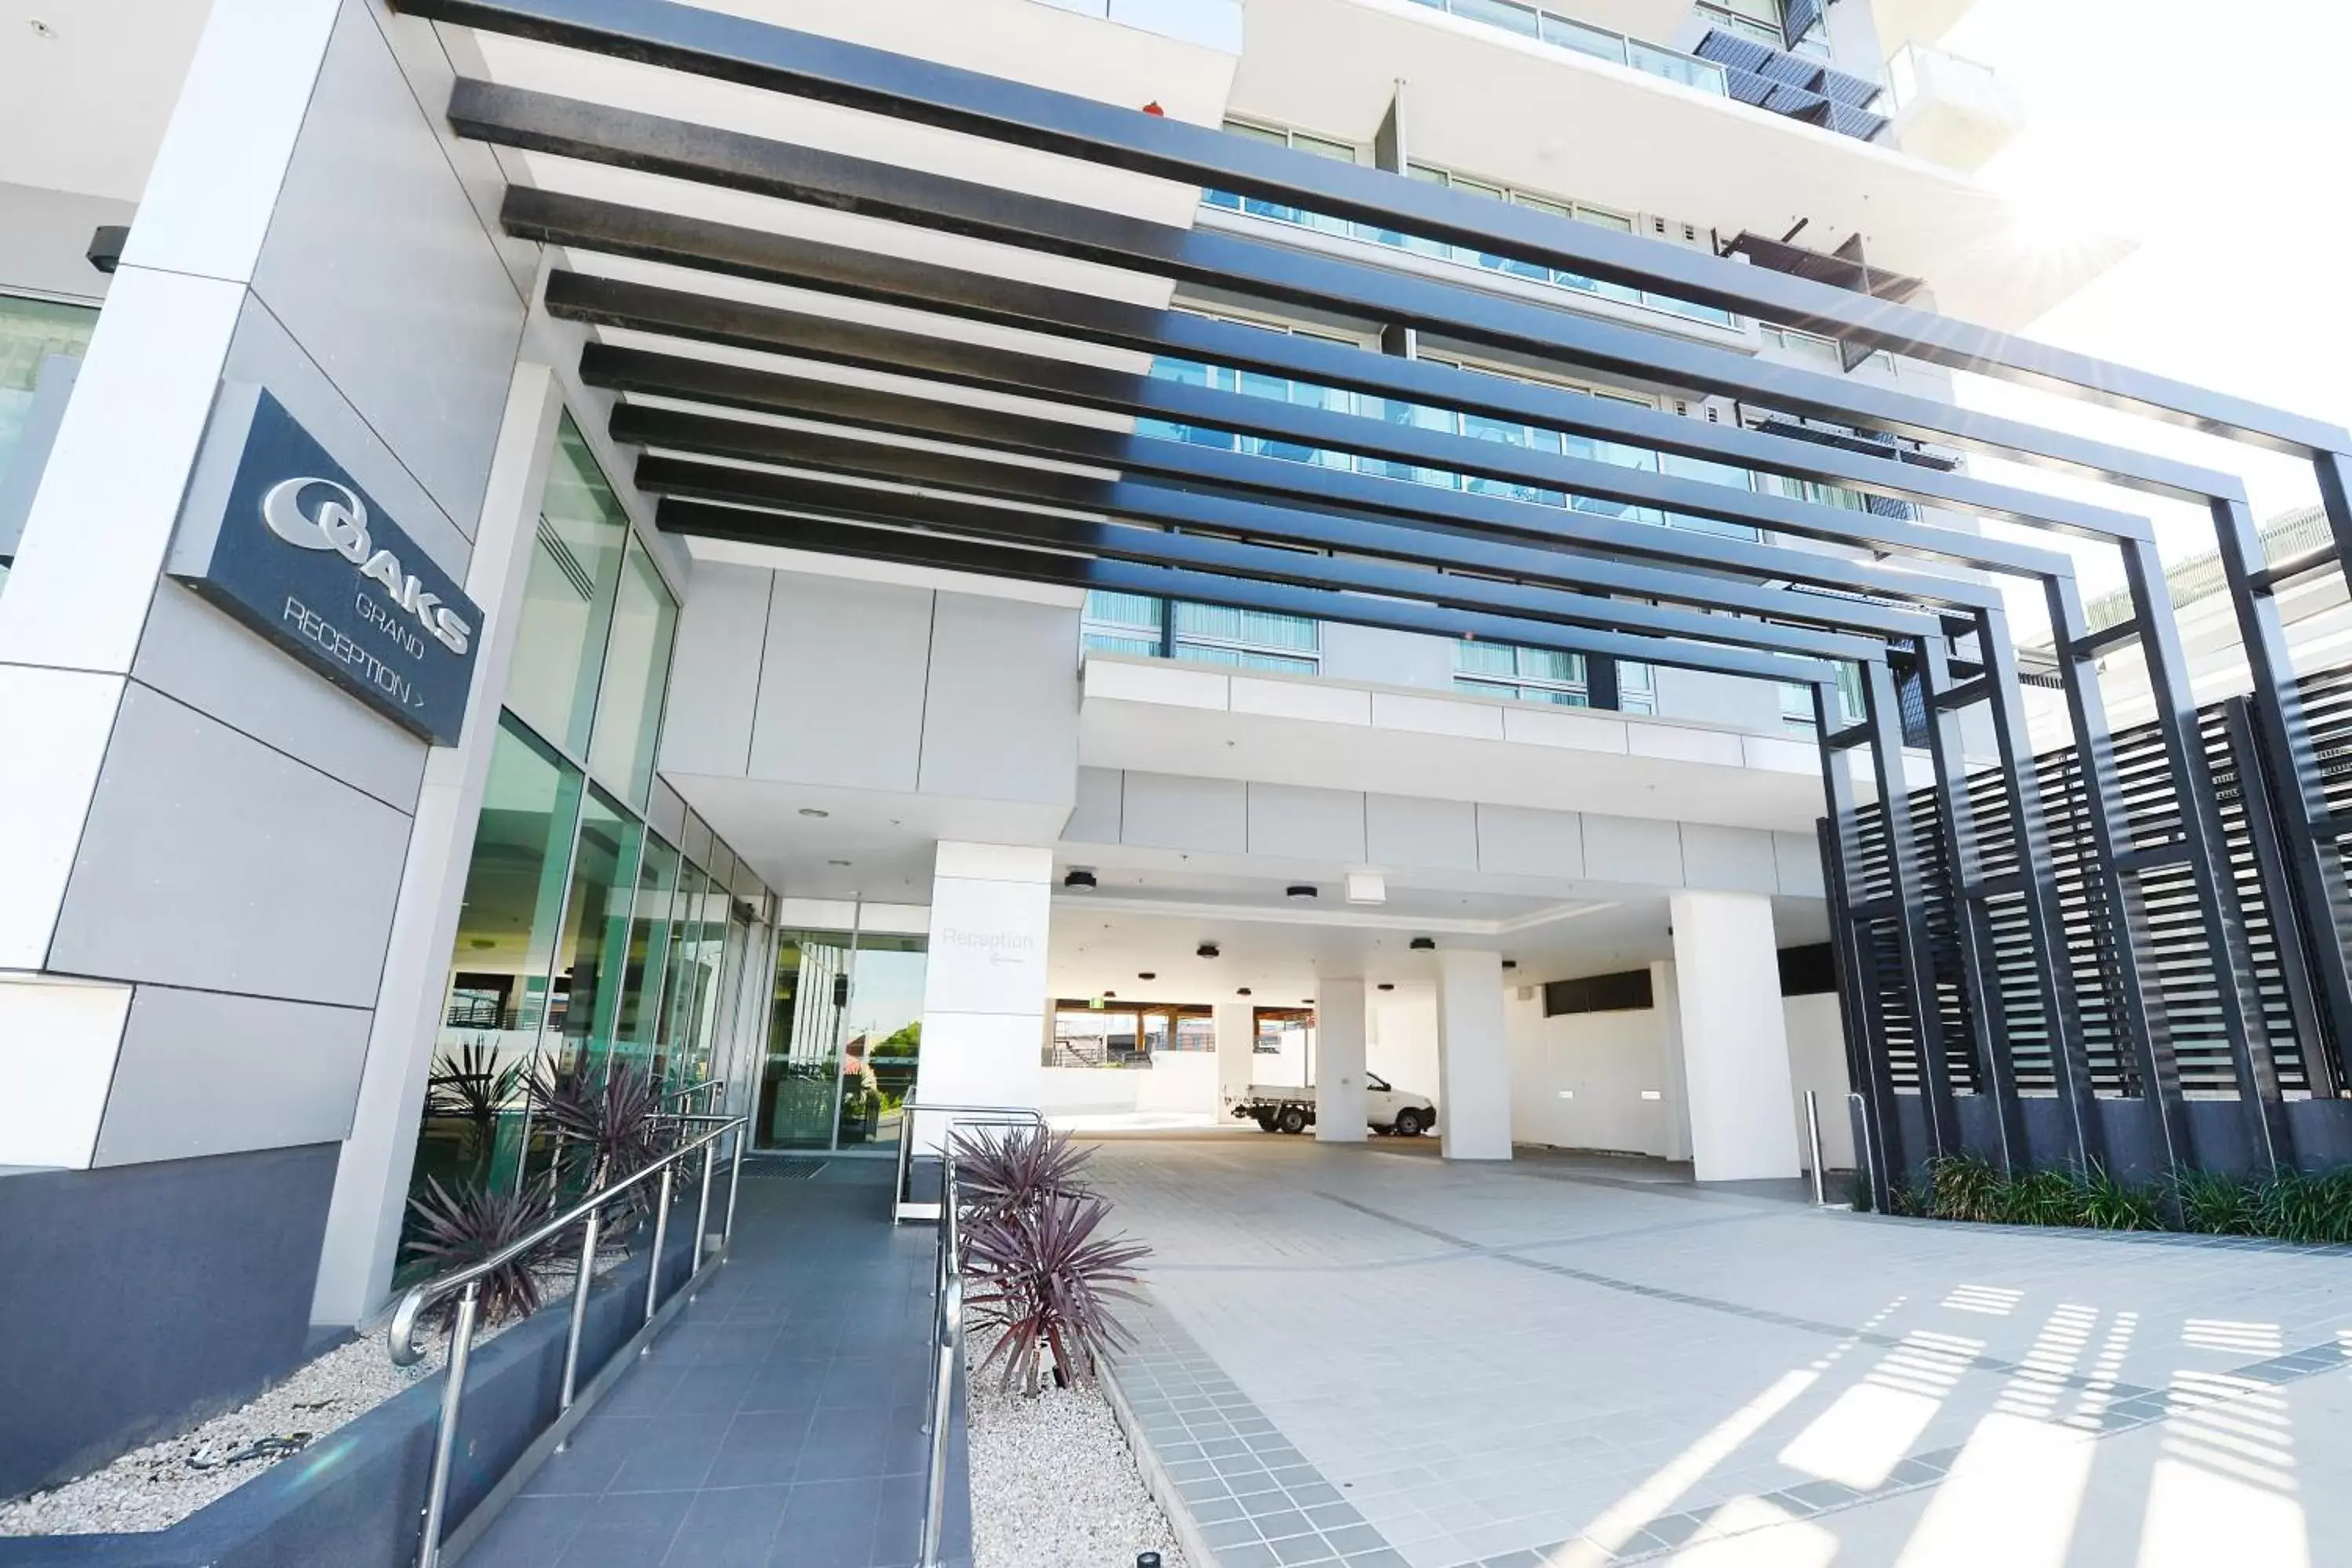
xmin=529 ymin=1062 xmax=670 ymax=1193
xmin=962 ymin=1189 xmax=1150 ymax=1395
xmin=951 ymin=1123 xmax=1094 ymax=1225
xmin=402 ymin=1174 xmax=557 ymax=1329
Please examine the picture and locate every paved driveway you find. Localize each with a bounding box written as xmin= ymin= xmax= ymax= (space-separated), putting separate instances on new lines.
xmin=1083 ymin=1135 xmax=2352 ymax=1568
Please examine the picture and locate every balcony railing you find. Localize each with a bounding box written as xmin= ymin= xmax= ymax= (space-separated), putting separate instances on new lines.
xmin=1399 ymin=0 xmax=1730 ymax=96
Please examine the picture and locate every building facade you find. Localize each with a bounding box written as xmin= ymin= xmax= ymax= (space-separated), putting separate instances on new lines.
xmin=6 ymin=0 xmax=2343 ymax=1505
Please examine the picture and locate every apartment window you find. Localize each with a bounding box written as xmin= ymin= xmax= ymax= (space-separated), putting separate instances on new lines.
xmin=1618 ymin=660 xmax=1657 ymax=715
xmin=1173 ymin=601 xmax=1319 ymax=673
xmin=1780 ymin=666 xmax=1867 ymax=731
xmin=1759 ymin=323 xmax=1896 ymax=376
xmin=1081 ymin=590 xmax=1166 ymax=657
xmin=1455 ymin=640 xmax=1590 ymax=706
xmin=1210 ymin=120 xmax=1361 ymax=236
xmin=1698 ymin=0 xmax=1828 ymax=56
xmin=1082 ymin=590 xmax=1320 ymax=674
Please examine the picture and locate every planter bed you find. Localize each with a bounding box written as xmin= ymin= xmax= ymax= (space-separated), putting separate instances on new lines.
xmin=0 ymin=1223 xmax=701 ymax=1568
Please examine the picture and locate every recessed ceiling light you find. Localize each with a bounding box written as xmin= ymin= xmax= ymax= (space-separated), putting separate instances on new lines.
xmin=1064 ymin=869 xmax=1098 ymax=890
xmin=1377 ymin=982 xmax=1396 ymax=991
xmin=1138 ymin=971 xmax=1156 ymax=981
xmin=1410 ymin=937 xmax=1436 ymax=950
xmin=797 ymin=808 xmax=829 ymax=818
xmin=1287 ymin=884 xmax=1318 ymax=900
xmin=1196 ymin=942 xmax=1219 ymax=959
xmin=28 ymin=19 xmax=58 ymax=40
xmin=1236 ymin=987 xmax=1253 ymax=996
xmin=828 ymin=858 xmax=851 ymax=867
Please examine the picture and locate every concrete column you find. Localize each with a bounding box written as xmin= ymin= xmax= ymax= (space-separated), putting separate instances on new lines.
xmin=1670 ymin=891 xmax=1802 ymax=1181
xmin=1435 ymin=949 xmax=1512 ymax=1160
xmin=1213 ymin=1000 xmax=1256 ymax=1120
xmin=911 ymin=842 xmax=1051 ymax=1149
xmin=1652 ymin=960 xmax=1694 ymax=1165
xmin=1315 ymin=978 xmax=1367 ymax=1143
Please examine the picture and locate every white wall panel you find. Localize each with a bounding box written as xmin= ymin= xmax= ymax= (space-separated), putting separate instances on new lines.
xmin=1474 ymin=803 xmax=1584 ymax=879
xmin=1582 ymin=813 xmax=1686 ymax=886
xmin=1367 ymin=793 xmax=1479 ymax=872
xmin=1774 ymin=830 xmax=1828 ymax=897
xmin=0 ymin=975 xmax=132 ymax=1170
xmin=249 ymin=0 xmax=525 ymax=536
xmin=918 ymin=593 xmax=1080 ymax=804
xmin=1680 ymin=823 xmax=1780 ymax=895
xmin=47 ymin=684 xmax=412 ymax=1009
xmin=1062 ymin=767 xmax=1124 ymax=845
xmin=1120 ymin=771 xmax=1247 ymax=853
xmin=94 ymin=987 xmax=372 ymax=1166
xmin=1247 ymin=782 xmax=1366 ymax=862
xmin=0 ymin=667 xmax=123 ymax=969
xmin=748 ymin=575 xmax=932 ymax=790
xmin=659 ymin=562 xmax=771 ymax=778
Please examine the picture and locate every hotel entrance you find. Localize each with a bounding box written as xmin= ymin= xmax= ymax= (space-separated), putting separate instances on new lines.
xmin=753 ymin=925 xmax=930 ymax=1154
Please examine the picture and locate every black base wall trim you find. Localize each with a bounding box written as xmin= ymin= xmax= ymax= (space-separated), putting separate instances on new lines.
xmin=1884 ymin=1091 xmax=2352 ymax=1183
xmin=0 ymin=1145 xmax=340 ymax=1503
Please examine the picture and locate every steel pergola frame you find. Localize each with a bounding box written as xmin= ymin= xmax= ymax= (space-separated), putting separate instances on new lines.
xmin=388 ymin=0 xmax=2352 ymax=1189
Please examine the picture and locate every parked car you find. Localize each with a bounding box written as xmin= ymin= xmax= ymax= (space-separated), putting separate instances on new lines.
xmin=1227 ymin=1073 xmax=1438 ymax=1137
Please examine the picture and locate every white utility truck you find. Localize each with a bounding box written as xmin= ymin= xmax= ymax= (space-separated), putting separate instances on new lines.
xmin=1226 ymin=1073 xmax=1437 ymax=1137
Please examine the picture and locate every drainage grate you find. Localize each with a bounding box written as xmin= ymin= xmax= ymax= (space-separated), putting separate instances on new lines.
xmin=746 ymin=1160 xmax=828 ymax=1181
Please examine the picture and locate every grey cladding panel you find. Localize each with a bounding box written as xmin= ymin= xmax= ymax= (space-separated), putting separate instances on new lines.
xmin=1121 ymin=772 xmax=1247 ymax=854
xmin=1581 ymin=814 xmax=1686 ymax=887
xmin=1474 ymin=804 xmax=1584 ymax=879
xmin=94 ymin=986 xmax=372 ymax=1167
xmin=748 ymin=574 xmax=931 ymax=791
xmin=134 ymin=580 xmax=427 ymax=815
xmin=251 ymin=0 xmax=524 ymax=542
xmin=1063 ymin=767 xmax=1123 ymax=845
xmin=917 ymin=592 xmax=1080 ymax=804
xmin=1367 ymin=793 xmax=1478 ymax=871
xmin=659 ymin=561 xmax=771 ymax=778
xmin=49 ymin=684 xmax=413 ymax=1007
xmin=1247 ymin=782 xmax=1365 ymax=862
xmin=1681 ymin=823 xmax=1780 ymax=894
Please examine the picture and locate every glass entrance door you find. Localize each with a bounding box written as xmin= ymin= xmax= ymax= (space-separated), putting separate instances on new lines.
xmin=753 ymin=926 xmax=928 ymax=1152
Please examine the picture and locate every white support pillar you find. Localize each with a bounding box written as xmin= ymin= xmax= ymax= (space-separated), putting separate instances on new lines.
xmin=310 ymin=366 xmax=561 ymax=1324
xmin=1314 ymin=978 xmax=1367 ymax=1143
xmin=1652 ymin=960 xmax=1694 ymax=1165
xmin=1435 ymin=949 xmax=1512 ymax=1160
xmin=1213 ymin=1000 xmax=1255 ymax=1121
xmin=1669 ymin=891 xmax=1802 ymax=1181
xmin=911 ymin=842 xmax=1051 ymax=1150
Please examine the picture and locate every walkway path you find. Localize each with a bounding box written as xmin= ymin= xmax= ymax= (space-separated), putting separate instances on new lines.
xmin=1087 ymin=1137 xmax=2352 ymax=1568
xmin=459 ymin=1157 xmax=962 ymax=1568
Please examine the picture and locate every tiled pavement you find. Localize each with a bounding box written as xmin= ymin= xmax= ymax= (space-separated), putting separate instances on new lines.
xmin=1088 ymin=1137 xmax=2352 ymax=1567
xmin=458 ymin=1157 xmax=964 ymax=1568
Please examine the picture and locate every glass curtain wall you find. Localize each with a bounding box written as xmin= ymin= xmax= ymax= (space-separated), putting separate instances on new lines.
xmin=410 ymin=410 xmax=757 ymax=1215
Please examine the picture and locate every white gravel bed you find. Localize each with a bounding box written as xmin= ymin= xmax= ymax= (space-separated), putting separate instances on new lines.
xmin=0 ymin=1249 xmax=635 ymax=1538
xmin=967 ymin=1370 xmax=1188 ymax=1568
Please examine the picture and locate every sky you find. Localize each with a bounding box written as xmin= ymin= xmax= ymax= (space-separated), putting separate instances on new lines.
xmin=1911 ymin=0 xmax=2352 ymax=621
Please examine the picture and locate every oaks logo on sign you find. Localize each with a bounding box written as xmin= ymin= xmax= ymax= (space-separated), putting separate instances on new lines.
xmin=172 ymin=389 xmax=482 ymax=746
xmin=259 ymin=477 xmax=475 ymax=656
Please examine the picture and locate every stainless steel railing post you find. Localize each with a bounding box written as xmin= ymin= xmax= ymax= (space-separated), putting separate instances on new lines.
xmin=722 ymin=1123 xmax=746 ymax=1247
xmin=917 ymin=1140 xmax=963 ymax=1568
xmin=688 ymin=1142 xmax=717 ymax=1296
xmin=1805 ymin=1091 xmax=1827 ymax=1207
xmin=642 ymin=1164 xmax=676 ymax=1334
xmin=558 ymin=1209 xmax=600 ymax=1418
xmin=891 ymin=1102 xmax=916 ymax=1223
xmin=416 ymin=1280 xmax=479 ymax=1568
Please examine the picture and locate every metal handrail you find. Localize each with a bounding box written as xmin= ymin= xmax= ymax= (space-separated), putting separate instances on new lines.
xmin=388 ymin=1113 xmax=750 ymax=1568
xmin=890 ymin=1097 xmax=1044 ymax=1223
xmin=917 ymin=1136 xmax=964 ymax=1568
xmin=662 ymin=1077 xmax=723 ymax=1108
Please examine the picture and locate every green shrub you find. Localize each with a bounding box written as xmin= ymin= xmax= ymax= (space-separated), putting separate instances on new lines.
xmin=1893 ymin=1155 xmax=2352 ymax=1245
